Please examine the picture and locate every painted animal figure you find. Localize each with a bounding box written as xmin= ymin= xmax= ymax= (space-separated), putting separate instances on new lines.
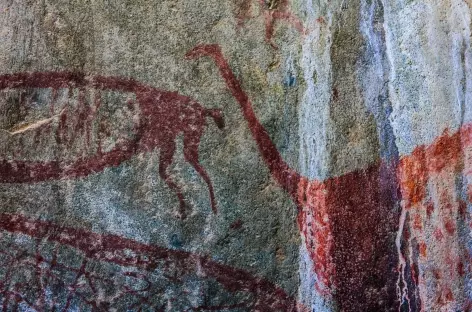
xmin=185 ymin=44 xmax=332 ymax=288
xmin=185 ymin=44 xmax=403 ymax=310
xmin=186 ymin=44 xmax=472 ymax=311
xmin=0 ymin=212 xmax=301 ymax=311
xmin=0 ymin=72 xmax=224 ymax=218
xmin=236 ymin=0 xmax=304 ymax=48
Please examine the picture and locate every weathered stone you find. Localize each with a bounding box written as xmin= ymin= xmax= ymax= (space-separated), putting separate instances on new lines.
xmin=0 ymin=0 xmax=470 ymax=311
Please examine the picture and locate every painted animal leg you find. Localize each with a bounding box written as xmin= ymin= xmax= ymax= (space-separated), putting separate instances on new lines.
xmin=264 ymin=12 xmax=278 ymax=49
xmin=183 ymin=132 xmax=218 ymax=214
xmin=158 ymin=140 xmax=188 ymax=218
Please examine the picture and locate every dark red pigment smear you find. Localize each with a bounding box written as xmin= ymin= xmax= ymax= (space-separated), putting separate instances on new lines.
xmin=230 ymin=219 xmax=243 ymax=230
xmin=396 ymin=126 xmax=471 ymax=310
xmin=187 ymin=44 xmax=400 ymax=310
xmin=0 ymin=72 xmax=225 ymax=217
xmin=235 ymin=0 xmax=304 ymax=48
xmin=185 ymin=45 xmax=302 ymax=202
xmin=324 ymin=162 xmax=400 ymax=311
xmin=0 ymin=213 xmax=300 ymax=312
xmin=398 ymin=128 xmax=466 ymax=207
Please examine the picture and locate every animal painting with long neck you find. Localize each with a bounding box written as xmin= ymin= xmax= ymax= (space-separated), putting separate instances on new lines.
xmin=186 ymin=44 xmax=401 ymax=310
xmin=236 ymin=0 xmax=304 ymax=48
xmin=186 ymin=44 xmax=333 ymax=290
xmin=0 ymin=72 xmax=224 ymax=218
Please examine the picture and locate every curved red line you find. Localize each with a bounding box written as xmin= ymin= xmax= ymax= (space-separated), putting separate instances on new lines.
xmin=0 ymin=71 xmax=222 ymax=213
xmin=0 ymin=213 xmax=299 ymax=311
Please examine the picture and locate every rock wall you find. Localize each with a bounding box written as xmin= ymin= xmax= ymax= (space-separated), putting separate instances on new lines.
xmin=0 ymin=0 xmax=470 ymax=311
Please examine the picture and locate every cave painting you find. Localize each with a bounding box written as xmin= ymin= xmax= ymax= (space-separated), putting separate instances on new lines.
xmin=0 ymin=48 xmax=470 ymax=310
xmin=186 ymin=44 xmax=472 ymax=311
xmin=235 ymin=0 xmax=304 ymax=48
xmin=0 ymin=213 xmax=299 ymax=311
xmin=0 ymin=72 xmax=224 ymax=218
xmin=396 ymin=127 xmax=472 ymax=311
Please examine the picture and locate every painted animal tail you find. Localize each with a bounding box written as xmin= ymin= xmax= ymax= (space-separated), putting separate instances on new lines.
xmin=205 ymin=108 xmax=225 ymax=129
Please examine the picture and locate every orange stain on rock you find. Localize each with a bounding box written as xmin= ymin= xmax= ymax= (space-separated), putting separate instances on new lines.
xmin=398 ymin=147 xmax=428 ymax=208
xmin=419 ymin=241 xmax=427 ymax=258
xmin=426 ymin=130 xmax=462 ymax=173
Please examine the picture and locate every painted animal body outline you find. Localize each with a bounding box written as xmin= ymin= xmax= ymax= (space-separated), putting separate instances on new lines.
xmin=0 ymin=212 xmax=302 ymax=311
xmin=236 ymin=0 xmax=304 ymax=48
xmin=185 ymin=44 xmax=334 ymax=290
xmin=186 ymin=44 xmax=472 ymax=310
xmin=0 ymin=72 xmax=224 ymax=218
xmin=186 ymin=43 xmax=410 ymax=308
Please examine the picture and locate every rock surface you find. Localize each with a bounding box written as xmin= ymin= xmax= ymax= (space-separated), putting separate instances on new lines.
xmin=0 ymin=0 xmax=470 ymax=311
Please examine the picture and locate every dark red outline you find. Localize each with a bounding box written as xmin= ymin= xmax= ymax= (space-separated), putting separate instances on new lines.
xmin=0 ymin=213 xmax=300 ymax=311
xmin=0 ymin=72 xmax=225 ymax=217
xmin=185 ymin=44 xmax=472 ymax=311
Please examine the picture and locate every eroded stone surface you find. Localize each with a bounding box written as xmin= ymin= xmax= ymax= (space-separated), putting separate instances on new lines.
xmin=0 ymin=0 xmax=471 ymax=311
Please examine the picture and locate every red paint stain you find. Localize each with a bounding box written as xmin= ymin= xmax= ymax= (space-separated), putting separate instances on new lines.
xmin=433 ymin=228 xmax=444 ymax=241
xmin=0 ymin=72 xmax=225 ymax=218
xmin=426 ymin=201 xmax=435 ymax=218
xmin=316 ymin=16 xmax=326 ymax=24
xmin=444 ymin=219 xmax=456 ymax=235
xmin=185 ymin=45 xmax=301 ymax=201
xmin=323 ymin=163 xmax=399 ymax=311
xmin=398 ymin=125 xmax=472 ymax=307
xmin=464 ymin=300 xmax=472 ymax=312
xmin=230 ymin=219 xmax=243 ymax=230
xmin=459 ymin=200 xmax=468 ymax=218
xmin=425 ymin=130 xmax=462 ymax=173
xmin=419 ymin=242 xmax=427 ymax=258
xmin=0 ymin=213 xmax=300 ymax=312
xmin=182 ymin=44 xmax=472 ymax=310
xmin=411 ymin=262 xmax=419 ymax=286
xmin=297 ymin=179 xmax=333 ymax=292
xmin=457 ymin=261 xmax=465 ymax=276
xmin=413 ymin=214 xmax=423 ymax=230
xmin=436 ymin=288 xmax=454 ymax=305
xmin=398 ymin=147 xmax=428 ymax=208
xmin=331 ymin=87 xmax=339 ymax=102
xmin=397 ymin=126 xmax=471 ymax=308
xmin=236 ymin=0 xmax=304 ymax=48
xmin=187 ymin=44 xmax=399 ymax=310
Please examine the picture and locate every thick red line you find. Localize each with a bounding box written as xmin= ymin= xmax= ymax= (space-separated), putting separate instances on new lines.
xmin=185 ymin=43 xmax=472 ymax=310
xmin=0 ymin=71 xmax=224 ymax=215
xmin=0 ymin=213 xmax=299 ymax=311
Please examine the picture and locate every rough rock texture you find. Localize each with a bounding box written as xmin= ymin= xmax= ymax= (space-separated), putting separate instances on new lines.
xmin=0 ymin=0 xmax=470 ymax=311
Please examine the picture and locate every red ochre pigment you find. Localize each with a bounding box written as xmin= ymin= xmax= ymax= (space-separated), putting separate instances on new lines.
xmin=187 ymin=44 xmax=472 ymax=311
xmin=396 ymin=125 xmax=472 ymax=310
xmin=0 ymin=213 xmax=300 ymax=311
xmin=235 ymin=0 xmax=304 ymax=48
xmin=186 ymin=44 xmax=399 ymax=310
xmin=1 ymin=45 xmax=471 ymax=310
xmin=0 ymin=72 xmax=224 ymax=217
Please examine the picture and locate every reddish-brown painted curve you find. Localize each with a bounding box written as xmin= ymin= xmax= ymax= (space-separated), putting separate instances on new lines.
xmin=185 ymin=44 xmax=400 ymax=310
xmin=0 ymin=72 xmax=224 ymax=217
xmin=235 ymin=0 xmax=304 ymax=48
xmin=1 ymin=48 xmax=470 ymax=311
xmin=185 ymin=45 xmax=302 ymax=202
xmin=185 ymin=44 xmax=472 ymax=310
xmin=0 ymin=213 xmax=300 ymax=311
